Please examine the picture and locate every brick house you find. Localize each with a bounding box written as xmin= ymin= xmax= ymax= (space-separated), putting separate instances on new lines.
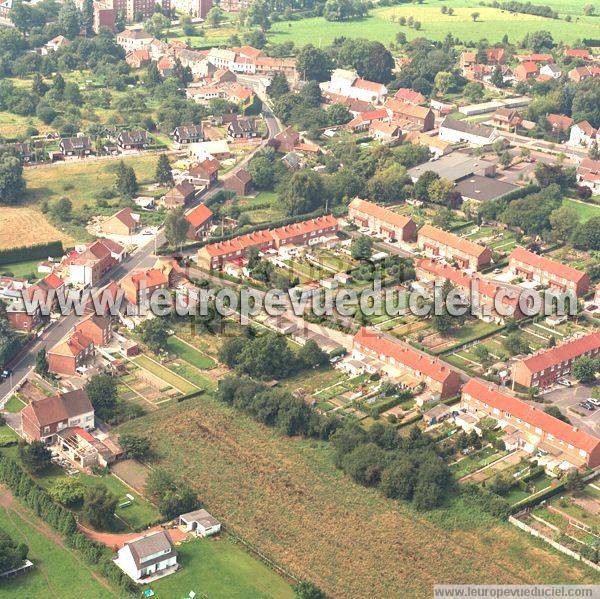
xmin=48 ymin=331 xmax=95 ymax=375
xmin=224 ymin=169 xmax=252 ymax=196
xmin=21 ymin=389 xmax=95 ymax=444
xmin=352 ymin=327 xmax=462 ymax=400
xmin=513 ymin=331 xmax=600 ymax=389
xmin=120 ymin=269 xmax=169 ymax=305
xmin=163 ymin=181 xmax=196 ymax=209
xmin=568 ymin=65 xmax=600 ymax=83
xmin=99 ymin=207 xmax=140 ymax=236
xmin=270 ymin=214 xmax=339 ymax=249
xmin=508 ymin=247 xmax=589 ymax=297
xmin=272 ymin=126 xmax=300 ymax=153
xmin=546 ymin=113 xmax=574 ymax=135
xmin=417 ymin=224 xmax=492 ymax=270
xmin=491 ymin=108 xmax=522 ymax=131
xmin=125 ymin=49 xmax=151 ymax=69
xmin=188 ymin=158 xmax=219 ymax=187
xmin=384 ymin=100 xmax=435 ymax=132
xmin=74 ymin=314 xmax=113 ymax=347
xmin=514 ymin=61 xmax=539 ymax=82
xmin=348 ymin=198 xmax=416 ymax=241
xmin=186 ymin=204 xmax=214 ymax=240
xmin=393 ymin=88 xmax=426 ymax=105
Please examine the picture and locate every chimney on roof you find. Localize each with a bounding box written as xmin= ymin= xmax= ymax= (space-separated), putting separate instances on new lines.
xmin=573 ymin=426 xmax=578 ymax=432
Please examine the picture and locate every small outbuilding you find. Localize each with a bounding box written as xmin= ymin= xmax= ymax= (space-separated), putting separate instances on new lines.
xmin=178 ymin=509 xmax=222 ymax=537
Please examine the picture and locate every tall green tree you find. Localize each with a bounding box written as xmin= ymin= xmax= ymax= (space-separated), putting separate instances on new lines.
xmin=155 ymin=154 xmax=173 ymax=186
xmin=0 ymin=153 xmax=25 ymax=205
xmin=85 ymin=374 xmax=118 ymax=422
xmin=164 ymin=207 xmax=189 ymax=248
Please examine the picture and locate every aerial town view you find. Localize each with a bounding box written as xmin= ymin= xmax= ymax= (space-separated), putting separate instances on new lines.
xmin=0 ymin=0 xmax=599 ymax=597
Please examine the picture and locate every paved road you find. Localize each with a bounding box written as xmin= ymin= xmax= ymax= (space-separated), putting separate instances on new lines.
xmin=0 ymin=100 xmax=282 ymax=405
xmin=537 ymin=383 xmax=600 ymax=437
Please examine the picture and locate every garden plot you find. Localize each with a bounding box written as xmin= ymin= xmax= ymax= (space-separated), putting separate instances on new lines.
xmin=312 ymin=375 xmax=371 ymax=412
xmin=461 ymin=226 xmax=517 ymax=254
xmin=119 ymin=360 xmax=184 ymax=408
xmin=450 ymin=445 xmax=510 ymax=480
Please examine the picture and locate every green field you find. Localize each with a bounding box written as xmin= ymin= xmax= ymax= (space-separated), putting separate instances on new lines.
xmin=268 ymin=2 xmax=599 ymax=46
xmin=563 ymin=198 xmax=600 ymax=222
xmin=0 ymin=259 xmax=43 ymax=278
xmin=167 ymin=336 xmax=216 ymax=369
xmin=133 ymin=354 xmax=199 ymax=394
xmin=24 ymin=155 xmax=163 ymax=211
xmin=147 ymin=537 xmax=294 ymax=599
xmin=3 ymin=395 xmax=26 ymax=413
xmin=0 ymin=503 xmax=117 ymax=598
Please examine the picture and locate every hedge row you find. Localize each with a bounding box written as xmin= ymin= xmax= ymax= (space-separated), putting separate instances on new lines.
xmin=0 ymin=454 xmax=137 ymax=595
xmin=0 ymin=241 xmax=64 ymax=266
xmin=510 ymin=479 xmax=566 ymax=512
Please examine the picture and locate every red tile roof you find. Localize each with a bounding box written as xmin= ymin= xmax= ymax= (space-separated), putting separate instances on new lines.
xmin=272 ymin=214 xmax=338 ymax=242
xmin=546 ymin=113 xmax=574 ymax=130
xmin=21 ymin=389 xmax=92 ymax=427
xmin=349 ymin=198 xmax=414 ymax=230
xmin=204 ymin=228 xmax=274 ymax=257
xmin=418 ymin=225 xmax=489 ymax=259
xmin=463 ymin=379 xmax=600 ymax=454
xmin=565 ymin=48 xmax=591 ymax=59
xmin=393 ymin=88 xmax=425 ymax=105
xmin=112 ymin=207 xmax=138 ymax=230
xmin=125 ymin=269 xmax=169 ymax=290
xmin=354 ymin=327 xmax=457 ymax=384
xmin=509 ymin=247 xmax=587 ymax=285
xmin=516 ymin=53 xmax=554 ymax=62
xmin=518 ymin=331 xmax=600 ymax=375
xmin=353 ymin=78 xmax=386 ymax=93
xmin=186 ymin=204 xmax=213 ymax=228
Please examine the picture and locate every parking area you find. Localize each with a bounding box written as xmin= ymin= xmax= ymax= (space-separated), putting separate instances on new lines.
xmin=539 ymin=383 xmax=600 ymax=437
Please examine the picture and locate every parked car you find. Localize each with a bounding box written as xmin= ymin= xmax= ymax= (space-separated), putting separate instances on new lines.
xmin=557 ymin=379 xmax=572 ymax=387
xmin=0 ymin=368 xmax=12 ymax=381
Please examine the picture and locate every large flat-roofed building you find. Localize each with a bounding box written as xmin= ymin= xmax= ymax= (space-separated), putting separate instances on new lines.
xmin=352 ymin=327 xmax=461 ymax=400
xmin=509 ymin=247 xmax=590 ymax=297
xmin=513 ymin=331 xmax=600 ymax=389
xmin=461 ymin=379 xmax=600 ymax=469
xmin=453 ymin=175 xmax=517 ymax=202
xmin=347 ymin=198 xmax=417 ymax=241
xmin=407 ymin=152 xmax=496 ymax=183
xmin=417 ymin=224 xmax=492 ymax=271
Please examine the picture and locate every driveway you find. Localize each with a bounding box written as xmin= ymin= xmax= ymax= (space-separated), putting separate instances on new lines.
xmin=536 ymin=383 xmax=600 ymax=436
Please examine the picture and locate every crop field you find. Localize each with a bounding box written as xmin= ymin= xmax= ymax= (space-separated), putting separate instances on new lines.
xmin=116 ymin=395 xmax=597 ymax=598
xmin=268 ymin=1 xmax=599 ymax=46
xmin=0 ymin=205 xmax=75 ymax=250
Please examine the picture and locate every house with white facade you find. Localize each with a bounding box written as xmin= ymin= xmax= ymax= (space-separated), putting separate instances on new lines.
xmin=178 ymin=509 xmax=222 ymax=537
xmin=568 ymin=121 xmax=597 ymax=148
xmin=114 ymin=531 xmax=178 ymax=582
xmin=320 ymin=69 xmax=388 ymax=104
xmin=439 ymin=117 xmax=499 ymax=146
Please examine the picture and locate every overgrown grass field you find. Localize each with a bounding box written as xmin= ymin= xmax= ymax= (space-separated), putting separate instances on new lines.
xmin=117 ymin=394 xmax=597 ymax=598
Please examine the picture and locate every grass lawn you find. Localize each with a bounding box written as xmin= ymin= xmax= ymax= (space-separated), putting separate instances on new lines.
xmin=3 ymin=394 xmax=26 ymax=413
xmin=146 ymin=537 xmax=294 ymax=599
xmin=0 ymin=258 xmax=44 ymax=278
xmin=24 ymin=154 xmax=162 ymax=212
xmin=563 ymin=198 xmax=600 ymax=222
xmin=167 ymin=336 xmax=216 ymax=369
xmin=116 ymin=395 xmax=596 ymax=597
xmin=267 ymin=2 xmax=598 ymax=46
xmin=133 ymin=354 xmax=199 ymax=394
xmin=29 ymin=464 xmax=162 ymax=531
xmin=0 ymin=424 xmax=19 ymax=444
xmin=0 ymin=503 xmax=117 ymax=598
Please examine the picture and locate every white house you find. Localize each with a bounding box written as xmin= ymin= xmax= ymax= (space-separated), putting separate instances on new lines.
xmin=114 ymin=531 xmax=178 ymax=582
xmin=320 ymin=69 xmax=388 ymax=104
xmin=540 ymin=63 xmax=562 ymax=79
xmin=568 ymin=121 xmax=597 ymax=148
xmin=439 ymin=117 xmax=499 ymax=146
xmin=178 ymin=509 xmax=222 ymax=537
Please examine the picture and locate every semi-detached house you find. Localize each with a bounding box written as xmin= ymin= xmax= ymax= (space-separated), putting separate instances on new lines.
xmin=348 ymin=198 xmax=417 ymax=242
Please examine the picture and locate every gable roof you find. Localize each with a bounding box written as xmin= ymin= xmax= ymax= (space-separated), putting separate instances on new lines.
xmin=546 ymin=113 xmax=574 ymax=130
xmin=463 ymin=379 xmax=600 ymax=454
xmin=418 ymin=224 xmax=489 ymax=258
xmin=393 ymin=88 xmax=425 ymax=105
xmin=349 ymin=198 xmax=414 ymax=230
xmin=186 ymin=204 xmax=213 ymax=228
xmin=518 ymin=331 xmax=600 ymax=375
xmin=22 ymin=389 xmax=92 ymax=428
xmin=231 ymin=168 xmax=251 ymax=184
xmin=440 ymin=117 xmax=495 ymax=139
xmin=109 ymin=207 xmax=138 ymax=230
xmin=190 ymin=157 xmax=220 ymax=178
xmin=354 ymin=327 xmax=458 ymax=384
xmin=271 ymin=215 xmax=338 ymax=242
xmin=125 ymin=531 xmax=176 ymax=569
xmin=509 ymin=247 xmax=587 ymax=285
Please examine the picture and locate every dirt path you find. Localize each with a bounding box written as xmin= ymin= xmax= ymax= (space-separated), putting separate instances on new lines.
xmin=0 ymin=485 xmax=117 ymax=596
xmin=78 ymin=522 xmax=187 ymax=550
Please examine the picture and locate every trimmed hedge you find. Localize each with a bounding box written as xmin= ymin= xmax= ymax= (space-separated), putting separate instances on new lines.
xmin=510 ymin=479 xmax=566 ymax=512
xmin=0 ymin=241 xmax=64 ymax=266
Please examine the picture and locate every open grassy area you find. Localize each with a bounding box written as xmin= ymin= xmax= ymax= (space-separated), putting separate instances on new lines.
xmin=0 ymin=258 xmax=43 ymax=278
xmin=24 ymin=155 xmax=163 ymax=211
xmin=116 ymin=394 xmax=596 ymax=598
xmin=3 ymin=394 xmax=26 ymax=413
xmin=133 ymin=354 xmax=199 ymax=394
xmin=563 ymin=198 xmax=600 ymax=223
xmin=167 ymin=335 xmax=216 ymax=369
xmin=268 ymin=2 xmax=598 ymax=46
xmin=146 ymin=537 xmax=294 ymax=599
xmin=0 ymin=502 xmax=117 ymax=598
